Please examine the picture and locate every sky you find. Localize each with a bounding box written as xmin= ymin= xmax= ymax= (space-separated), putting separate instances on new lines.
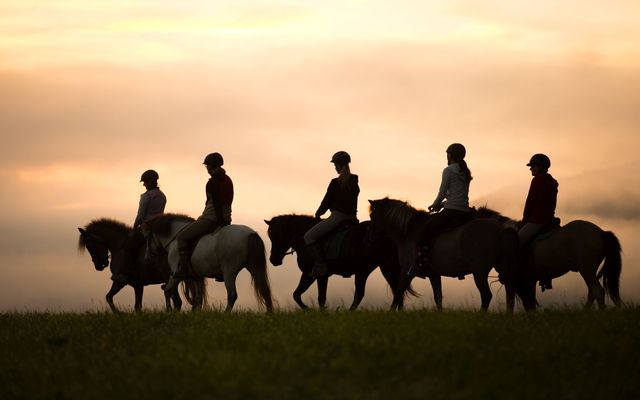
xmin=1 ymin=0 xmax=639 ymax=311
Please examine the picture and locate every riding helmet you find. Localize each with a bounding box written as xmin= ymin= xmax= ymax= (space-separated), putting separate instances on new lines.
xmin=140 ymin=169 xmax=159 ymax=182
xmin=527 ymin=154 xmax=551 ymax=169
xmin=330 ymin=151 xmax=351 ymax=165
xmin=203 ymin=152 xmax=224 ymax=167
xmin=446 ymin=143 xmax=466 ymax=160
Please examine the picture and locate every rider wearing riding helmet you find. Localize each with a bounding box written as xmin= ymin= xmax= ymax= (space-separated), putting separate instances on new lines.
xmin=114 ymin=169 xmax=167 ymax=284
xmin=170 ymin=152 xmax=234 ymax=282
xmin=304 ymin=151 xmax=359 ymax=278
xmin=519 ymin=153 xmax=558 ymax=246
xmin=134 ymin=169 xmax=167 ymax=231
xmin=416 ymin=143 xmax=472 ymax=272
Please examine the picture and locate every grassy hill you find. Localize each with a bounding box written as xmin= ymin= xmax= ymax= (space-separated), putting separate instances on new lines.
xmin=2 ymin=308 xmax=639 ymax=399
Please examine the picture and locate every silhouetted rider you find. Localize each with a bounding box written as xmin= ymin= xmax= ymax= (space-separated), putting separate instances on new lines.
xmin=171 ymin=152 xmax=233 ymax=281
xmin=519 ymin=153 xmax=558 ymax=246
xmin=114 ymin=169 xmax=166 ymax=284
xmin=416 ymin=143 xmax=472 ymax=274
xmin=304 ymin=151 xmax=359 ymax=278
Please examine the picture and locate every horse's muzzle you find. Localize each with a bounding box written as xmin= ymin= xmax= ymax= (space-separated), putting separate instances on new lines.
xmin=269 ymin=256 xmax=283 ymax=267
xmin=94 ymin=261 xmax=109 ymax=271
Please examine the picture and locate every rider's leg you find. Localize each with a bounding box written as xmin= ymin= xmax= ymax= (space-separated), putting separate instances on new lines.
xmin=518 ymin=223 xmax=551 ymax=289
xmin=415 ymin=210 xmax=460 ymax=275
xmin=175 ymin=218 xmax=215 ymax=279
xmin=517 ymin=223 xmax=543 ymax=248
xmin=303 ymin=212 xmax=350 ymax=278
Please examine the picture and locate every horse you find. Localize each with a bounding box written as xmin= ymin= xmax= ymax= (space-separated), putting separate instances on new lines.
xmin=149 ymin=214 xmax=273 ymax=312
xmin=264 ymin=215 xmax=417 ymax=310
xmin=476 ymin=208 xmax=622 ymax=310
xmin=77 ymin=218 xmax=201 ymax=312
xmin=368 ymin=198 xmax=528 ymax=312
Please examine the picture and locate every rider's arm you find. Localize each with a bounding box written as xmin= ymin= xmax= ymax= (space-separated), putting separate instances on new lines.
xmin=315 ymin=180 xmax=334 ymax=218
xmin=133 ymin=192 xmax=150 ymax=229
xmin=430 ymin=167 xmax=451 ymax=210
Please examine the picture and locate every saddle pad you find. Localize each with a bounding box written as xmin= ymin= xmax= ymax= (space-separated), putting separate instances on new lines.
xmin=322 ymin=228 xmax=351 ymax=261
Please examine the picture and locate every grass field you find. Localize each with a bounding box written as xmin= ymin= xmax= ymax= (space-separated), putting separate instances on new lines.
xmin=1 ymin=308 xmax=639 ymax=400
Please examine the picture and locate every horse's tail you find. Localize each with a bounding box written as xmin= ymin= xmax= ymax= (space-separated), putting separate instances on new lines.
xmin=246 ymin=233 xmax=274 ymax=312
xmin=181 ymin=278 xmax=208 ymax=309
xmin=598 ymin=231 xmax=622 ymax=306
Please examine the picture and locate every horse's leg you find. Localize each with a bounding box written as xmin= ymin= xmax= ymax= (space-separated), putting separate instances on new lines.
xmin=224 ymin=272 xmax=239 ymax=313
xmin=580 ymin=270 xmax=605 ymax=310
xmin=105 ymin=281 xmax=126 ymax=313
xmin=293 ymin=274 xmax=315 ymax=310
xmin=473 ymin=272 xmax=493 ymax=311
xmin=350 ymin=269 xmax=373 ymax=311
xmin=505 ymin=284 xmax=516 ymax=313
xmin=379 ymin=265 xmax=402 ymax=310
xmin=133 ymin=285 xmax=144 ymax=312
xmin=317 ymin=276 xmax=329 ymax=309
xmin=163 ymin=290 xmax=172 ymax=311
xmin=171 ymin=289 xmax=183 ymax=311
xmin=429 ymin=275 xmax=443 ymax=311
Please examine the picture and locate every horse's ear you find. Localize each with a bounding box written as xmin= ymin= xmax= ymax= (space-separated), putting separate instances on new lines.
xmin=264 ymin=219 xmax=271 ymax=226
xmin=78 ymin=228 xmax=87 ymax=235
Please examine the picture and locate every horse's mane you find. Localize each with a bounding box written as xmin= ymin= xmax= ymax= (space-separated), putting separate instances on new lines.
xmin=269 ymin=214 xmax=316 ymax=233
xmin=78 ymin=218 xmax=131 ymax=251
xmin=474 ymin=206 xmax=519 ymax=225
xmin=270 ymin=214 xmax=315 ymax=223
xmin=148 ymin=213 xmax=195 ymax=236
xmin=371 ymin=198 xmax=422 ymax=234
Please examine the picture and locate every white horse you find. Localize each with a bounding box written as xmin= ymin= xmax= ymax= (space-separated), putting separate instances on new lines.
xmin=149 ymin=214 xmax=273 ymax=312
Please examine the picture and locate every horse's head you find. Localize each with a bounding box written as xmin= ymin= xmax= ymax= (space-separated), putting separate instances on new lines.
xmin=265 ymin=215 xmax=315 ymax=266
xmin=78 ymin=227 xmax=110 ymax=271
xmin=264 ymin=217 xmax=293 ymax=266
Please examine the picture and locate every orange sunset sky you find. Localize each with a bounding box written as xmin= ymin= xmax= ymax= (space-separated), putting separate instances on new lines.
xmin=1 ymin=0 xmax=639 ymax=311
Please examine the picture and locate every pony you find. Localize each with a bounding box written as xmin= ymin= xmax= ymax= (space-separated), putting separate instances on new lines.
xmin=77 ymin=218 xmax=200 ymax=312
xmin=476 ymin=207 xmax=622 ymax=309
xmin=149 ymin=214 xmax=273 ymax=312
xmin=264 ymin=215 xmax=416 ymax=310
xmin=368 ymin=198 xmax=528 ymax=311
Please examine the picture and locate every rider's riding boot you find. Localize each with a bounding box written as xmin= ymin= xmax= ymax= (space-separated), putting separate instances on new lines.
xmin=164 ymin=250 xmax=191 ymax=293
xmin=173 ymin=249 xmax=192 ymax=279
xmin=307 ymin=243 xmax=328 ymax=278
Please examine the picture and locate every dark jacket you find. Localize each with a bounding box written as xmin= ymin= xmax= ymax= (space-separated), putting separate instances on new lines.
xmin=523 ymin=173 xmax=558 ymax=225
xmin=316 ymin=175 xmax=359 ymax=216
xmin=200 ymin=168 xmax=234 ymax=223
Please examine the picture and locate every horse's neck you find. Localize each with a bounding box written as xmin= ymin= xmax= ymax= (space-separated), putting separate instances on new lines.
xmin=98 ymin=228 xmax=128 ymax=252
xmin=290 ymin=218 xmax=315 ymax=249
xmin=154 ymin=221 xmax=190 ymax=247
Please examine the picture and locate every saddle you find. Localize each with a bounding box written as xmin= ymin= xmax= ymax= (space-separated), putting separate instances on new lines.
xmin=317 ymin=219 xmax=359 ymax=271
xmin=415 ymin=216 xmax=471 ymax=279
xmin=532 ymin=217 xmax=562 ymax=243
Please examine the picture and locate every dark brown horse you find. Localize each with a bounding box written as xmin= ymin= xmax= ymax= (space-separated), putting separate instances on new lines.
xmin=476 ymin=208 xmax=623 ymax=309
xmin=264 ymin=215 xmax=416 ymax=310
xmin=77 ymin=218 xmax=201 ymax=312
xmin=368 ymin=198 xmax=528 ymax=311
